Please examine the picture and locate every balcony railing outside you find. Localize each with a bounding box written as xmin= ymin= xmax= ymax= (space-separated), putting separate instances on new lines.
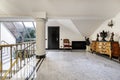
xmin=0 ymin=41 xmax=36 ymax=80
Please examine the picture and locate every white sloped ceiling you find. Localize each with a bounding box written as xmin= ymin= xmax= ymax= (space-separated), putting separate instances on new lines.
xmin=72 ymin=19 xmax=104 ymax=37
xmin=0 ymin=0 xmax=120 ymax=36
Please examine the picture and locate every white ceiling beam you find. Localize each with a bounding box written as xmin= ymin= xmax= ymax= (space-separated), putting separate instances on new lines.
xmin=0 ymin=12 xmax=47 ymax=21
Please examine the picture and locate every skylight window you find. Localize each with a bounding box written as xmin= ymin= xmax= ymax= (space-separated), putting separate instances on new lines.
xmin=23 ymin=22 xmax=34 ymax=28
xmin=1 ymin=21 xmax=36 ymax=43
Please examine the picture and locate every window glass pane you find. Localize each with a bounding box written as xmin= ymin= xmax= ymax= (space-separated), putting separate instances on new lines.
xmin=23 ymin=22 xmax=36 ymax=39
xmin=13 ymin=22 xmax=25 ymax=32
xmin=2 ymin=22 xmax=19 ymax=38
xmin=1 ymin=21 xmax=36 ymax=43
xmin=24 ymin=22 xmax=34 ymax=28
xmin=13 ymin=22 xmax=27 ymax=42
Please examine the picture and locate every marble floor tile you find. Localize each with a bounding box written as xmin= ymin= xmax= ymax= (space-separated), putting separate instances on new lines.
xmin=35 ymin=50 xmax=120 ymax=80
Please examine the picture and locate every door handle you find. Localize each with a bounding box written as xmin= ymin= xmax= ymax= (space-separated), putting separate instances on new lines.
xmin=56 ymin=38 xmax=58 ymax=41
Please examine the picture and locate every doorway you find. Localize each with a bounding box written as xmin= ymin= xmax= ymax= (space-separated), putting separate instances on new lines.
xmin=48 ymin=27 xmax=59 ymax=49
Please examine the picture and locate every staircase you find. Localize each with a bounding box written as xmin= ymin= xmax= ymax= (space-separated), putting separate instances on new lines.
xmin=1 ymin=41 xmax=15 ymax=65
xmin=2 ymin=52 xmax=10 ymax=64
xmin=1 ymin=41 xmax=11 ymax=64
xmin=1 ymin=52 xmax=14 ymax=80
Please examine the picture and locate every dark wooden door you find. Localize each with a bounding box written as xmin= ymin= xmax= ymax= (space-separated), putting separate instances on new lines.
xmin=48 ymin=27 xmax=59 ymax=49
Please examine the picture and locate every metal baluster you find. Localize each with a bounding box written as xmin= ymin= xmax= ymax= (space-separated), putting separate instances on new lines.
xmin=26 ymin=42 xmax=28 ymax=63
xmin=0 ymin=47 xmax=3 ymax=80
xmin=24 ymin=43 xmax=25 ymax=66
xmin=16 ymin=45 xmax=19 ymax=71
xmin=29 ymin=43 xmax=32 ymax=60
xmin=34 ymin=43 xmax=36 ymax=58
xmin=29 ymin=42 xmax=30 ymax=61
xmin=31 ymin=43 xmax=33 ymax=60
xmin=13 ymin=46 xmax=16 ymax=74
xmin=20 ymin=44 xmax=22 ymax=69
xmin=9 ymin=47 xmax=10 ymax=79
xmin=24 ymin=44 xmax=25 ymax=65
xmin=31 ymin=44 xmax=33 ymax=59
xmin=10 ymin=46 xmax=12 ymax=78
xmin=18 ymin=44 xmax=20 ymax=70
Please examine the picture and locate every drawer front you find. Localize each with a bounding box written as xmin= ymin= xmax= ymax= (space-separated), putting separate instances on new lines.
xmin=102 ymin=42 xmax=111 ymax=47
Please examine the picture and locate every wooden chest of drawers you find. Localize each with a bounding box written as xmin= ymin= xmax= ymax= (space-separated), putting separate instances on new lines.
xmin=91 ymin=41 xmax=120 ymax=58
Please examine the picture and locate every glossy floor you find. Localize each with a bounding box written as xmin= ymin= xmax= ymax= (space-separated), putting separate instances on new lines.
xmin=35 ymin=50 xmax=120 ymax=80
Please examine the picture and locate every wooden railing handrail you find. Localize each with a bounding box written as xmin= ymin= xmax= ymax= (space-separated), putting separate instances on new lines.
xmin=23 ymin=42 xmax=36 ymax=50
xmin=0 ymin=41 xmax=36 ymax=47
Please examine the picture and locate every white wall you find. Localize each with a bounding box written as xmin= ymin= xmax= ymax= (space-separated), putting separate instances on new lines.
xmin=46 ymin=19 xmax=84 ymax=48
xmin=90 ymin=12 xmax=120 ymax=43
xmin=1 ymin=23 xmax=16 ymax=44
